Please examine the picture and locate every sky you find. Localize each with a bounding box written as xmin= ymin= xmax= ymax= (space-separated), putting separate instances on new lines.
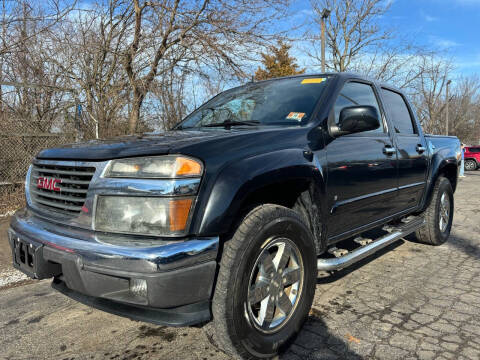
xmin=67 ymin=0 xmax=480 ymax=78
xmin=286 ymin=0 xmax=480 ymax=76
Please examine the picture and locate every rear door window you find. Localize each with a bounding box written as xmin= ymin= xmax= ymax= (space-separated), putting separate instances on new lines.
xmin=381 ymin=89 xmax=416 ymax=135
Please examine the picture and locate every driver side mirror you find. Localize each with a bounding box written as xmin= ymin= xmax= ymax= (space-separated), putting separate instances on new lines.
xmin=331 ymin=105 xmax=380 ymax=136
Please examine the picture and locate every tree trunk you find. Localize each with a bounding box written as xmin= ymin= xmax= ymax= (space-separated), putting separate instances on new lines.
xmin=129 ymin=103 xmax=139 ymax=134
xmin=129 ymin=90 xmax=144 ymax=134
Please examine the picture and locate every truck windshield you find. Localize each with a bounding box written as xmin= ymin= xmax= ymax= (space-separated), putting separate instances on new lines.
xmin=178 ymin=76 xmax=330 ymax=129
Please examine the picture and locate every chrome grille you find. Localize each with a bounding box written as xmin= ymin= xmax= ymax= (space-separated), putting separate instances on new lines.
xmin=30 ymin=163 xmax=96 ymax=215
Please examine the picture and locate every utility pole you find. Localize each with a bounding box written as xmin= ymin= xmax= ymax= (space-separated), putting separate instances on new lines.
xmin=320 ymin=8 xmax=331 ymax=73
xmin=446 ymin=79 xmax=451 ymax=135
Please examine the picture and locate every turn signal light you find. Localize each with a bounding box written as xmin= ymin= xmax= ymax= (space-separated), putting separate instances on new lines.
xmin=169 ymin=198 xmax=193 ymax=232
xmin=175 ymin=157 xmax=202 ymax=176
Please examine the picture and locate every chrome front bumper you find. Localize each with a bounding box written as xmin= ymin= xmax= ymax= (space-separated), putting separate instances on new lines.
xmin=8 ymin=209 xmax=219 ymax=324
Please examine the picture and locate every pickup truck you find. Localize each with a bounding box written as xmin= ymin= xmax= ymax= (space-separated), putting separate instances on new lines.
xmin=9 ymin=73 xmax=460 ymax=359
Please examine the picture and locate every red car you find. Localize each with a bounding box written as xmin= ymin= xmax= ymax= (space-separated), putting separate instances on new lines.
xmin=464 ymin=146 xmax=480 ymax=171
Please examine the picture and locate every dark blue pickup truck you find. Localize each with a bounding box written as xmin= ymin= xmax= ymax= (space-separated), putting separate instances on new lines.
xmin=9 ymin=73 xmax=460 ymax=359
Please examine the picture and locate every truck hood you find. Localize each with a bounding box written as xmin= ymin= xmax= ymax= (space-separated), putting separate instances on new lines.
xmin=36 ymin=127 xmax=301 ymax=161
xmin=36 ymin=130 xmax=233 ymax=160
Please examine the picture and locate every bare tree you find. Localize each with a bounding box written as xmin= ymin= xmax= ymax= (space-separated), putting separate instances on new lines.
xmin=447 ymin=76 xmax=480 ymax=143
xmin=309 ymin=0 xmax=391 ymax=72
xmin=121 ymin=0 xmax=289 ymax=133
xmin=150 ymin=67 xmax=189 ymax=130
xmin=1 ymin=0 xmax=292 ymax=138
xmin=0 ymin=0 xmax=75 ymax=56
xmin=344 ymin=41 xmax=430 ymax=91
xmin=410 ymin=54 xmax=454 ymax=134
xmin=305 ymin=0 xmax=467 ymax=138
xmin=51 ymin=0 xmax=131 ymax=137
xmin=1 ymin=1 xmax=73 ymax=131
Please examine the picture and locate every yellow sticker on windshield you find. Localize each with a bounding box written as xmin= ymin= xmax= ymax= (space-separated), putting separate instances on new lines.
xmin=301 ymin=78 xmax=325 ymax=84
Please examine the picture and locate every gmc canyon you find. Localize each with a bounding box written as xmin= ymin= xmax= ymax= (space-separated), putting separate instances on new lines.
xmin=9 ymin=73 xmax=460 ymax=359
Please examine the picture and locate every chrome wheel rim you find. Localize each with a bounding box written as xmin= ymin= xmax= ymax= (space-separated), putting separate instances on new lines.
xmin=439 ymin=192 xmax=450 ymax=232
xmin=465 ymin=161 xmax=475 ymax=170
xmin=246 ymin=237 xmax=304 ymax=334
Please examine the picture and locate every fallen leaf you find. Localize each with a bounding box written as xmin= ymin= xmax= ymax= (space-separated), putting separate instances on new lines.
xmin=345 ymin=333 xmax=361 ymax=344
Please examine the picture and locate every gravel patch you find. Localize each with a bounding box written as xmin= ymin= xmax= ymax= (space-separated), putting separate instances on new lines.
xmin=0 ymin=267 xmax=30 ymax=288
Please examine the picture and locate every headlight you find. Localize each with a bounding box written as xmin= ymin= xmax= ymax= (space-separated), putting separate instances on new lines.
xmin=95 ymin=196 xmax=193 ymax=236
xmin=105 ymin=155 xmax=203 ymax=178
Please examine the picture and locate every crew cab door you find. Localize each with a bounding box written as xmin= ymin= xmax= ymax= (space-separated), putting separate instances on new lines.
xmin=326 ymin=80 xmax=398 ymax=238
xmin=380 ymin=88 xmax=428 ymax=212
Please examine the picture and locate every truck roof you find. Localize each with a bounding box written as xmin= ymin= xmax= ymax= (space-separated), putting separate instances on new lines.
xmin=252 ymin=72 xmax=405 ymax=94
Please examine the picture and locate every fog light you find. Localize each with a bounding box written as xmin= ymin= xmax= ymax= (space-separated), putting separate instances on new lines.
xmin=130 ymin=278 xmax=147 ymax=298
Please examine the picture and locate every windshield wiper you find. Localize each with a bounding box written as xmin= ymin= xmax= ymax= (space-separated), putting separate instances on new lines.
xmin=201 ymin=119 xmax=260 ymax=128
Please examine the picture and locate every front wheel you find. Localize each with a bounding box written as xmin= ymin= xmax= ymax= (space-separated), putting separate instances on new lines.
xmin=464 ymin=159 xmax=477 ymax=171
xmin=414 ymin=176 xmax=454 ymax=246
xmin=208 ymin=204 xmax=317 ymax=359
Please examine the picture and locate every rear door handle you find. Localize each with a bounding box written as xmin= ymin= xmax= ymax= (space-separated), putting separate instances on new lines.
xmin=416 ymin=144 xmax=426 ymax=154
xmin=383 ymin=145 xmax=396 ymax=156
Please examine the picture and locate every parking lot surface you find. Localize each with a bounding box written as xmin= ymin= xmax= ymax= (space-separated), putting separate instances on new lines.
xmin=1 ymin=172 xmax=479 ymax=360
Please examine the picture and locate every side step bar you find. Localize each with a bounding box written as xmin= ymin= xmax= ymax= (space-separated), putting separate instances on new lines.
xmin=317 ymin=217 xmax=425 ymax=272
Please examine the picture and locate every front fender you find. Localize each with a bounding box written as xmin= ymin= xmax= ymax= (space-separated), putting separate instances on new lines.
xmin=192 ymin=149 xmax=326 ymax=236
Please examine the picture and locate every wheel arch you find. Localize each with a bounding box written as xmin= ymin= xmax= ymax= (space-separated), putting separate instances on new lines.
xmin=193 ymin=149 xmax=327 ymax=254
xmin=422 ymin=159 xmax=458 ymax=211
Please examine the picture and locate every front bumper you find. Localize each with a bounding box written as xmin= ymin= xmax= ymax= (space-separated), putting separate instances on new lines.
xmin=8 ymin=208 xmax=219 ymax=326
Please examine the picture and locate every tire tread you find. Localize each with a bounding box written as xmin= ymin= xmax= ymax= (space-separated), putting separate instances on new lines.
xmin=415 ymin=176 xmax=453 ymax=246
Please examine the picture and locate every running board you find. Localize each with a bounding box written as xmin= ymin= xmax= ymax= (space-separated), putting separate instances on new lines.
xmin=317 ymin=217 xmax=425 ymax=272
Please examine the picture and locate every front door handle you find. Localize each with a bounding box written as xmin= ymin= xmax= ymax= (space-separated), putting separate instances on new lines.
xmin=416 ymin=144 xmax=426 ymax=154
xmin=383 ymin=145 xmax=396 ymax=156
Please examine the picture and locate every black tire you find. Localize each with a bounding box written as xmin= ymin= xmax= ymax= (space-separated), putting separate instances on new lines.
xmin=208 ymin=204 xmax=317 ymax=359
xmin=414 ymin=176 xmax=454 ymax=246
xmin=464 ymin=159 xmax=477 ymax=171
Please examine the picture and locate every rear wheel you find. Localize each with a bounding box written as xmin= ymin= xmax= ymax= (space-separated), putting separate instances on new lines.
xmin=414 ymin=176 xmax=453 ymax=246
xmin=464 ymin=159 xmax=477 ymax=171
xmin=208 ymin=204 xmax=316 ymax=359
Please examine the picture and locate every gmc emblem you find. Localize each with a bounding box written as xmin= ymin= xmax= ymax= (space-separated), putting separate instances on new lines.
xmin=37 ymin=177 xmax=62 ymax=192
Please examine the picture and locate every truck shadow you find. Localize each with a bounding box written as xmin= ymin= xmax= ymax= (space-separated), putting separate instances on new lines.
xmin=405 ymin=226 xmax=480 ymax=262
xmin=281 ymin=313 xmax=364 ymax=359
xmin=446 ymin=234 xmax=480 ymax=261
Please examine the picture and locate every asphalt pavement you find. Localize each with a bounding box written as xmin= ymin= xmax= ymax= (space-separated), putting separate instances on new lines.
xmin=1 ymin=172 xmax=479 ymax=360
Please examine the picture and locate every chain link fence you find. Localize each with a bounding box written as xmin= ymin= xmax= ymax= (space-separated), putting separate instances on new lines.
xmin=0 ymin=112 xmax=96 ymax=214
xmin=0 ymin=132 xmax=76 ymax=184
